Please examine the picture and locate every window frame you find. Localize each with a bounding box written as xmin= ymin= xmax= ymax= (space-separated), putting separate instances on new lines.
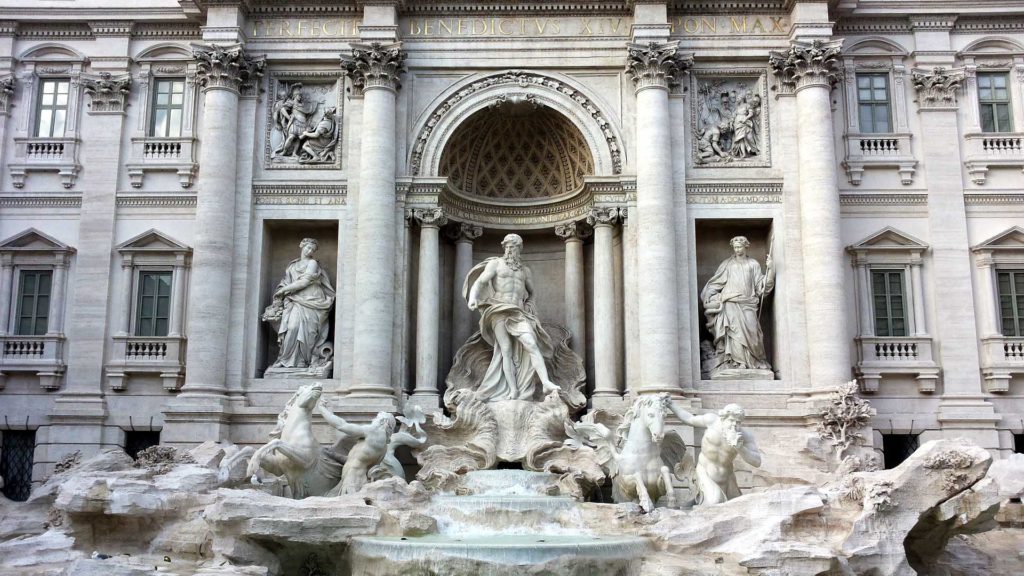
xmin=871 ymin=268 xmax=908 ymax=338
xmin=14 ymin=268 xmax=52 ymax=336
xmin=148 ymin=77 xmax=187 ymax=138
xmin=856 ymin=73 xmax=894 ymax=134
xmin=33 ymin=78 xmax=71 ymax=138
xmin=977 ymin=72 xmax=1014 ymax=133
xmin=133 ymin=268 xmax=173 ymax=337
xmin=996 ymin=268 xmax=1024 ymax=337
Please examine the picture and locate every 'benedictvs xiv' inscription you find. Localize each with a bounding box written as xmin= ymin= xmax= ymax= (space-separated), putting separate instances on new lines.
xmin=248 ymin=16 xmax=789 ymax=39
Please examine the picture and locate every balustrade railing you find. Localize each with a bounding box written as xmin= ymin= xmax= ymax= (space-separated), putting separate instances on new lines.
xmin=3 ymin=338 xmax=45 ymax=357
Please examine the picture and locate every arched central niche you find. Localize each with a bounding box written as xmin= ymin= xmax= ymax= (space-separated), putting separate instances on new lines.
xmin=440 ymin=100 xmax=595 ymax=201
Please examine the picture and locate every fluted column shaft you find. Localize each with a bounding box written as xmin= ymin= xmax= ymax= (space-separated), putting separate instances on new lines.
xmin=771 ymin=40 xmax=851 ymax=385
xmin=346 ymin=43 xmax=405 ymax=404
xmin=588 ymin=208 xmax=621 ymax=397
xmin=411 ymin=209 xmax=446 ymax=409
xmin=626 ymin=42 xmax=689 ymax=394
xmin=450 ymin=224 xmax=482 ymax=351
xmin=555 ymin=222 xmax=589 ymax=363
xmin=176 ymin=44 xmax=262 ymax=398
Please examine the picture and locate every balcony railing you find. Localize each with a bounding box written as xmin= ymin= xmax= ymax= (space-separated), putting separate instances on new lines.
xmin=127 ymin=137 xmax=197 ymax=188
xmin=964 ymin=132 xmax=1024 ymax=185
xmin=856 ymin=335 xmax=940 ymax=394
xmin=9 ymin=137 xmax=80 ymax=189
xmin=107 ymin=335 xmax=186 ymax=391
xmin=980 ymin=336 xmax=1024 ymax=393
xmin=842 ymin=132 xmax=916 ymax=186
xmin=0 ymin=334 xmax=66 ymax=390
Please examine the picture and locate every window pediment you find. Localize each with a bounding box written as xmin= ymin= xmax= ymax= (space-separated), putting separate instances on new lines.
xmin=973 ymin=226 xmax=1024 ymax=252
xmin=0 ymin=228 xmax=75 ymax=257
xmin=848 ymin=227 xmax=927 ymax=262
xmin=116 ymin=229 xmax=191 ymax=266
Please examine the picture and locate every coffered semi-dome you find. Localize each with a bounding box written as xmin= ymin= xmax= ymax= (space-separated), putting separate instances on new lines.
xmin=439 ymin=101 xmax=595 ymax=201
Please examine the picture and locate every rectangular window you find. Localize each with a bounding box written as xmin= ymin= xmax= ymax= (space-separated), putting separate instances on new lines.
xmin=997 ymin=270 xmax=1024 ymax=337
xmin=34 ymin=79 xmax=70 ymax=138
xmin=857 ymin=74 xmax=892 ymax=133
xmin=872 ymin=270 xmax=907 ymax=337
xmin=135 ymin=270 xmax=172 ymax=337
xmin=15 ymin=270 xmax=51 ymax=336
xmin=0 ymin=430 xmax=36 ymax=502
xmin=882 ymin=433 xmax=919 ymax=469
xmin=124 ymin=430 xmax=161 ymax=460
xmin=978 ymin=73 xmax=1012 ymax=133
xmin=150 ymin=79 xmax=186 ymax=138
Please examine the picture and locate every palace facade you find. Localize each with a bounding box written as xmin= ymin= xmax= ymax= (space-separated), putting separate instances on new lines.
xmin=0 ymin=0 xmax=1023 ymax=500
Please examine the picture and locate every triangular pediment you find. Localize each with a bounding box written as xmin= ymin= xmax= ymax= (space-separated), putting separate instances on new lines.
xmin=0 ymin=228 xmax=74 ymax=253
xmin=849 ymin=227 xmax=928 ymax=252
xmin=973 ymin=226 xmax=1024 ymax=251
xmin=116 ymin=229 xmax=191 ymax=253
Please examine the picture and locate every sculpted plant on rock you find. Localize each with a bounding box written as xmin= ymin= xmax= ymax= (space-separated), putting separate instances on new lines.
xmin=817 ymin=380 xmax=874 ymax=459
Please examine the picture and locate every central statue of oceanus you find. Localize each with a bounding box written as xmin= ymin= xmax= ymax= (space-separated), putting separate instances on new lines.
xmin=445 ymin=233 xmax=585 ymax=407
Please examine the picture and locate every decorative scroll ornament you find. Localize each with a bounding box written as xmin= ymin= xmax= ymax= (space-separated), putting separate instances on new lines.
xmin=447 ymin=222 xmax=483 ymax=242
xmin=0 ymin=75 xmax=14 ymax=115
xmin=554 ymin=221 xmax=591 ymax=240
xmin=768 ymin=39 xmax=843 ymax=92
xmin=192 ymin=43 xmax=265 ymax=93
xmin=625 ymin=41 xmax=693 ymax=91
xmin=911 ymin=67 xmax=965 ymax=109
xmin=342 ymin=42 xmax=406 ymax=94
xmin=411 ymin=207 xmax=448 ymax=227
xmin=82 ymin=72 xmax=132 ymax=113
xmin=586 ymin=206 xmax=622 ymax=226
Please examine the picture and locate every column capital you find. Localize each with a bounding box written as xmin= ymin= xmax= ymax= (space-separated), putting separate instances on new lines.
xmin=410 ymin=207 xmax=447 ymax=228
xmin=343 ymin=42 xmax=406 ymax=95
xmin=769 ymin=39 xmax=843 ymax=93
xmin=625 ymin=41 xmax=693 ymax=92
xmin=447 ymin=222 xmax=483 ymax=243
xmin=192 ymin=43 xmax=264 ymax=94
xmin=912 ymin=67 xmax=965 ymax=110
xmin=82 ymin=72 xmax=132 ymax=114
xmin=587 ymin=206 xmax=624 ymax=227
xmin=555 ymin=221 xmax=592 ymax=241
xmin=974 ymin=250 xmax=995 ymax=269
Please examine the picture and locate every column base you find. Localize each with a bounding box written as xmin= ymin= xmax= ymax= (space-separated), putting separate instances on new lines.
xmin=162 ymin=393 xmax=233 ymax=447
xmin=407 ymin=391 xmax=441 ymax=412
xmin=342 ymin=389 xmax=400 ymax=413
xmin=632 ymin=385 xmax=685 ymax=398
xmin=590 ymin=393 xmax=630 ymax=411
xmin=935 ymin=395 xmax=1001 ymax=452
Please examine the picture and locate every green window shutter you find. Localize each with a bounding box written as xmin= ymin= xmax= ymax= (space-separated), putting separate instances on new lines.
xmin=135 ymin=271 xmax=173 ymax=337
xmin=15 ymin=270 xmax=52 ymax=336
xmin=872 ymin=270 xmax=907 ymax=337
xmin=998 ymin=271 xmax=1024 ymax=337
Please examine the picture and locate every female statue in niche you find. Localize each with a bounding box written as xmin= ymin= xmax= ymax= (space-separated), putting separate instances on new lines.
xmin=262 ymin=238 xmax=336 ymax=378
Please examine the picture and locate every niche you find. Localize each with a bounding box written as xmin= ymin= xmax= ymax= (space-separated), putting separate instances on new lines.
xmin=258 ymin=220 xmax=339 ymax=378
xmin=695 ymin=219 xmax=775 ymax=380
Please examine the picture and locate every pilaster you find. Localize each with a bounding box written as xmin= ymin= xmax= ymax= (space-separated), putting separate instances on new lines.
xmin=410 ymin=208 xmax=447 ymax=410
xmin=448 ymin=223 xmax=482 ymax=353
xmin=554 ymin=222 xmax=590 ymax=365
xmin=587 ymin=207 xmax=624 ymax=406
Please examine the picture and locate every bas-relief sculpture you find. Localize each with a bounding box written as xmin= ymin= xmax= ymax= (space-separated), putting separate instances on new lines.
xmin=695 ymin=77 xmax=764 ymax=165
xmin=268 ymin=81 xmax=341 ymax=166
xmin=700 ymin=235 xmax=775 ymax=379
xmin=262 ymin=238 xmax=336 ymax=378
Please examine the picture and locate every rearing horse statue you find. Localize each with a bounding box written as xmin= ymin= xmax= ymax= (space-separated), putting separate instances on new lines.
xmin=569 ymin=393 xmax=688 ymax=512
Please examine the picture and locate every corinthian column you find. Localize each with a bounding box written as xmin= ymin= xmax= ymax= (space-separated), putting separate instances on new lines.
xmin=554 ymin=222 xmax=590 ymax=362
xmin=448 ymin=223 xmax=482 ymax=352
xmin=178 ymin=44 xmax=264 ymax=398
xmin=769 ymin=40 xmax=851 ymax=386
xmin=588 ymin=207 xmax=622 ymax=401
xmin=410 ymin=208 xmax=447 ymax=410
xmin=344 ymin=43 xmax=405 ymax=408
xmin=625 ymin=42 xmax=691 ymax=394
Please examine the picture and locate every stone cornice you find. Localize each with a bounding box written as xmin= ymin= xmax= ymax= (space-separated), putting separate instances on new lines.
xmin=252 ymin=183 xmax=347 ymax=205
xmin=0 ymin=194 xmax=82 ymax=208
xmin=769 ymin=39 xmax=842 ymax=93
xmin=192 ymin=43 xmax=265 ymax=94
xmin=625 ymin=41 xmax=693 ymax=92
xmin=912 ymin=67 xmax=964 ymax=110
xmin=116 ymin=194 xmax=198 ymax=208
xmin=343 ymin=42 xmax=406 ymax=94
xmin=686 ymin=182 xmax=782 ymax=204
xmin=907 ymin=14 xmax=957 ymax=31
xmin=88 ymin=21 xmax=135 ymax=36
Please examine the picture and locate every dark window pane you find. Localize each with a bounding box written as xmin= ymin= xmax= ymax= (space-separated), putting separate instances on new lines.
xmin=0 ymin=430 xmax=36 ymax=501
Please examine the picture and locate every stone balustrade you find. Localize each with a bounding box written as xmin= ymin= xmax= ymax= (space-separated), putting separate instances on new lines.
xmin=0 ymin=334 xmax=66 ymax=390
xmin=842 ymin=132 xmax=916 ymax=185
xmin=9 ymin=137 xmax=80 ymax=188
xmin=980 ymin=336 xmax=1024 ymax=393
xmin=855 ymin=335 xmax=940 ymax=394
xmin=126 ymin=136 xmax=198 ymax=188
xmin=964 ymin=132 xmax=1024 ymax=185
xmin=107 ymin=335 xmax=186 ymax=392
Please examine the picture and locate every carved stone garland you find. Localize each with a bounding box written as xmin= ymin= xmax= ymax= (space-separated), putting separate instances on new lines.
xmin=82 ymin=72 xmax=132 ymax=114
xmin=410 ymin=70 xmax=624 ymax=176
xmin=624 ymin=41 xmax=693 ymax=91
xmin=342 ymin=42 xmax=406 ymax=94
xmin=768 ymin=39 xmax=843 ymax=92
xmin=192 ymin=43 xmax=265 ymax=94
xmin=911 ymin=67 xmax=965 ymax=109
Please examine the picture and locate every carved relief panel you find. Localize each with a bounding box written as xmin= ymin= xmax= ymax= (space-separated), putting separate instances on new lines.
xmin=690 ymin=70 xmax=770 ymax=168
xmin=264 ymin=72 xmax=344 ymax=169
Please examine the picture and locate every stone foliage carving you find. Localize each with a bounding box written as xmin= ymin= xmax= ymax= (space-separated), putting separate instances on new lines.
xmin=817 ymin=380 xmax=873 ymax=459
xmin=262 ymin=238 xmax=336 ymax=378
xmin=625 ymin=41 xmax=693 ymax=91
xmin=447 ymin=222 xmax=483 ymax=242
xmin=192 ymin=43 xmax=265 ymax=93
xmin=568 ymin=394 xmax=689 ymax=512
xmin=912 ymin=67 xmax=965 ymax=109
xmin=410 ymin=207 xmax=448 ymax=228
xmin=82 ymin=72 xmax=131 ymax=113
xmin=586 ymin=206 xmax=621 ymax=226
xmin=693 ymin=75 xmax=767 ymax=165
xmin=342 ymin=42 xmax=406 ymax=94
xmin=700 ymin=235 xmax=775 ymax=379
xmin=267 ymin=79 xmax=342 ymax=167
xmin=769 ymin=39 xmax=843 ymax=91
xmin=411 ymin=70 xmax=623 ymax=175
xmin=555 ymin=221 xmax=591 ymax=240
xmin=0 ymin=75 xmax=15 ymax=115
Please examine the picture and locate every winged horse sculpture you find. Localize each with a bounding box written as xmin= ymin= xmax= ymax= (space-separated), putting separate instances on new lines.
xmin=568 ymin=393 xmax=689 ymax=512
